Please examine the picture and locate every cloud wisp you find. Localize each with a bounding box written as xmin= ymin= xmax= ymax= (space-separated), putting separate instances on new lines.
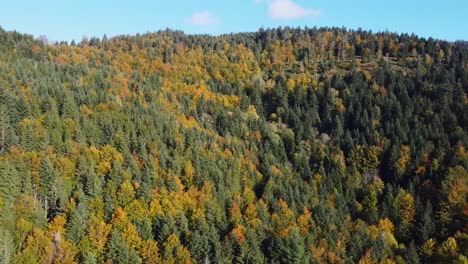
xmin=188 ymin=11 xmax=220 ymax=27
xmin=258 ymin=0 xmax=320 ymax=20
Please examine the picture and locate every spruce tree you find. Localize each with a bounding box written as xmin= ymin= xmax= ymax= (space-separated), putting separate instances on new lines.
xmin=0 ymin=161 xmax=20 ymax=204
xmin=39 ymin=157 xmax=57 ymax=204
xmin=107 ymin=230 xmax=142 ymax=264
xmin=268 ymin=228 xmax=306 ymax=264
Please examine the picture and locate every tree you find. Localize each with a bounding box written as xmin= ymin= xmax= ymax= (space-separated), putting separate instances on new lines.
xmin=394 ymin=145 xmax=411 ymax=178
xmin=140 ymin=239 xmax=161 ymax=264
xmin=162 ymin=233 xmax=192 ymax=264
xmin=405 ymin=241 xmax=420 ymax=264
xmin=86 ymin=219 xmax=112 ymax=261
xmin=396 ymin=188 xmax=416 ymax=237
xmin=268 ymin=228 xmax=306 ymax=264
xmin=85 ymin=168 xmax=102 ymax=198
xmin=0 ymin=229 xmax=14 ymax=264
xmin=0 ymin=104 xmax=18 ymax=153
xmin=67 ymin=200 xmax=89 ymax=244
xmin=417 ymin=202 xmax=435 ymax=243
xmin=188 ymin=219 xmax=211 ymax=263
xmin=440 ymin=166 xmax=467 ymax=221
xmin=39 ymin=157 xmax=58 ymax=206
xmin=106 ymin=230 xmax=142 ymax=264
xmin=0 ymin=161 xmax=20 ymax=205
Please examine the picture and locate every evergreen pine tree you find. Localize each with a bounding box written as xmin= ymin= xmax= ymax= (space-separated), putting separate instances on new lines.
xmin=39 ymin=157 xmax=57 ymax=204
xmin=418 ymin=201 xmax=435 ymax=243
xmin=107 ymin=230 xmax=142 ymax=264
xmin=268 ymin=228 xmax=306 ymax=264
xmin=405 ymin=241 xmax=420 ymax=264
xmin=0 ymin=161 xmax=20 ymax=204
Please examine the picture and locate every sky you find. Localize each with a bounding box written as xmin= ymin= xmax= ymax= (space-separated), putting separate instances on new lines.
xmin=0 ymin=0 xmax=466 ymax=43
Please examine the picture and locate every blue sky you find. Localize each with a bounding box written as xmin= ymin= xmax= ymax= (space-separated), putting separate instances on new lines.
xmin=0 ymin=0 xmax=466 ymax=42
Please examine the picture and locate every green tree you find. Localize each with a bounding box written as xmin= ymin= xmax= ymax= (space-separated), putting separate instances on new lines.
xmin=188 ymin=218 xmax=211 ymax=263
xmin=39 ymin=157 xmax=57 ymax=205
xmin=0 ymin=161 xmax=20 ymax=204
xmin=106 ymin=230 xmax=142 ymax=264
xmin=0 ymin=229 xmax=14 ymax=264
xmin=268 ymin=228 xmax=306 ymax=264
xmin=67 ymin=200 xmax=89 ymax=244
xmin=85 ymin=168 xmax=102 ymax=198
xmin=0 ymin=104 xmax=18 ymax=153
xmin=405 ymin=241 xmax=420 ymax=264
xmin=417 ymin=202 xmax=435 ymax=243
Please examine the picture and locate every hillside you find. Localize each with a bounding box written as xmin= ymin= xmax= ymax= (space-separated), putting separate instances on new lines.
xmin=0 ymin=26 xmax=467 ymax=263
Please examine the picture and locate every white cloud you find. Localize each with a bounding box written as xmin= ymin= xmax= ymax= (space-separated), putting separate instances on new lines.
xmin=266 ymin=0 xmax=320 ymax=20
xmin=189 ymin=11 xmax=219 ymax=26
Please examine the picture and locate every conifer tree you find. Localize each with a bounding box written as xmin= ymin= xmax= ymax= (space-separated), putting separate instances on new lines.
xmin=0 ymin=161 xmax=20 ymax=204
xmin=39 ymin=157 xmax=57 ymax=205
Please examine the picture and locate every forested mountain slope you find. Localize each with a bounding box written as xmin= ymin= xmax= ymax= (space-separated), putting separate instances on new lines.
xmin=0 ymin=26 xmax=466 ymax=263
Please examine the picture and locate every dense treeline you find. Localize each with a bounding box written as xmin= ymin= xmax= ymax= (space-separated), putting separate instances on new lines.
xmin=0 ymin=26 xmax=466 ymax=263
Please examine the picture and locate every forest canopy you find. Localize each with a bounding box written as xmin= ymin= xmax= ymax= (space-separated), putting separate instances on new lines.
xmin=0 ymin=26 xmax=467 ymax=263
